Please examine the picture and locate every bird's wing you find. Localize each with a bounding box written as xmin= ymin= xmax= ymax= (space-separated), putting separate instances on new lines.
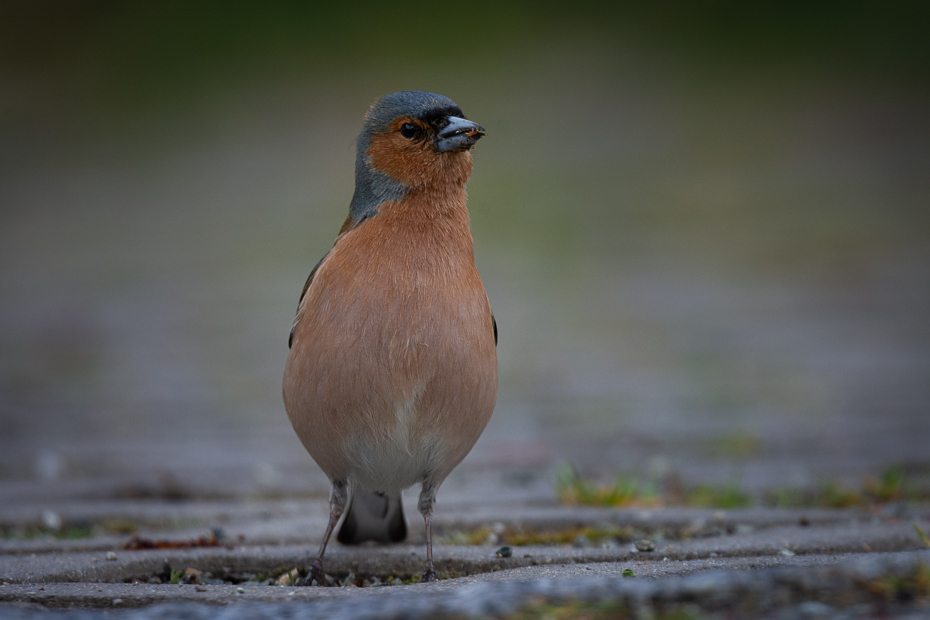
xmin=297 ymin=255 xmax=325 ymax=309
xmin=288 ymin=254 xmax=327 ymax=349
xmin=288 ymin=213 xmax=374 ymax=349
xmin=492 ymin=313 xmax=498 ymax=346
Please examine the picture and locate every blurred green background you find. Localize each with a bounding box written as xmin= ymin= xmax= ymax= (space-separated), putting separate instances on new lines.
xmin=1 ymin=1 xmax=928 ymax=495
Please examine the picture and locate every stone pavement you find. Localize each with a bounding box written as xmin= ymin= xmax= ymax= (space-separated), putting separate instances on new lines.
xmin=2 ymin=490 xmax=929 ymax=618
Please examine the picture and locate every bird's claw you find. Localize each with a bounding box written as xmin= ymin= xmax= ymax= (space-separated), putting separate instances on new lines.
xmin=297 ymin=560 xmax=326 ymax=586
xmin=421 ymin=567 xmax=436 ymax=583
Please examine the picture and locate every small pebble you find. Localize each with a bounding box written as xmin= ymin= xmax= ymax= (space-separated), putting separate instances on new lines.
xmin=105 ymin=552 xmax=117 ymax=561
xmin=41 ymin=510 xmax=62 ymax=532
xmin=112 ymin=598 xmax=122 ymax=606
xmin=278 ymin=568 xmax=299 ymax=586
xmin=195 ymin=585 xmax=207 ymax=592
xmin=236 ymin=587 xmax=245 ymax=594
xmin=779 ymin=548 xmax=796 ymax=556
xmin=634 ymin=539 xmax=655 ymax=552
xmin=496 ymin=546 xmax=512 ymax=558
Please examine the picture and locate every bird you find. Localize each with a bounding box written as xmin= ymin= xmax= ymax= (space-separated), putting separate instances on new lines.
xmin=282 ymin=90 xmax=497 ymax=585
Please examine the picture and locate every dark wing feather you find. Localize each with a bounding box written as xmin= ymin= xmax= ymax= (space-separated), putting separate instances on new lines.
xmin=288 ymin=213 xmax=375 ymax=349
xmin=288 ymin=253 xmax=327 ymax=349
xmin=492 ymin=314 xmax=498 ymax=347
xmin=286 ymin=213 xmax=383 ymax=348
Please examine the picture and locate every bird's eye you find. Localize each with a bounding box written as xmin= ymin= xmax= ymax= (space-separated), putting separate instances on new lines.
xmin=400 ymin=123 xmax=418 ymax=139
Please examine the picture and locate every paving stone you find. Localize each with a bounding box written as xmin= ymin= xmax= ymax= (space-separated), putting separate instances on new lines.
xmin=2 ymin=497 xmax=929 ymax=618
xmin=0 ymin=550 xmax=928 ymax=618
xmin=3 ymin=457 xmax=929 ymax=618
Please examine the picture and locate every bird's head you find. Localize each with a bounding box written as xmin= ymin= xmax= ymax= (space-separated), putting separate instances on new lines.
xmin=349 ymin=91 xmax=486 ymax=222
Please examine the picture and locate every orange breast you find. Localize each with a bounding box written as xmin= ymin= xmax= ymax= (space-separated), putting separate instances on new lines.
xmin=283 ymin=192 xmax=497 ymax=491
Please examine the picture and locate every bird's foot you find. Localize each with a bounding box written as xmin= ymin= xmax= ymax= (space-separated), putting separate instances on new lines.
xmin=297 ymin=560 xmax=326 ymax=586
xmin=420 ymin=567 xmax=436 ymax=583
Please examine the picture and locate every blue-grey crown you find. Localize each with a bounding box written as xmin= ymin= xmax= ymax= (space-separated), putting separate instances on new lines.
xmin=363 ymin=91 xmax=464 ymax=135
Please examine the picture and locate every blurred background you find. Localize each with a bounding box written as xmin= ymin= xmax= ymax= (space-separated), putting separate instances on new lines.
xmin=1 ymin=1 xmax=928 ymax=505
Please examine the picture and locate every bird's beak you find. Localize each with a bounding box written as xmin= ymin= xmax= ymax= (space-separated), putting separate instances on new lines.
xmin=436 ymin=116 xmax=486 ymax=152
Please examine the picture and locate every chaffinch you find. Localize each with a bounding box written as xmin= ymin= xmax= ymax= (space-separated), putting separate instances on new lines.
xmin=283 ymin=91 xmax=497 ymax=584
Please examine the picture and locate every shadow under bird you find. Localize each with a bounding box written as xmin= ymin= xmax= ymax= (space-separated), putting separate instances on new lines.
xmin=283 ymin=90 xmax=497 ymax=584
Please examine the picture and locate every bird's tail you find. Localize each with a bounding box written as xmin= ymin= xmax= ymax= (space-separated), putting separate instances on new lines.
xmin=336 ymin=489 xmax=407 ymax=544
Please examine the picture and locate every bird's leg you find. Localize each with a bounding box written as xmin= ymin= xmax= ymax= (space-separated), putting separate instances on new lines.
xmin=302 ymin=479 xmax=347 ymax=586
xmin=418 ymin=482 xmax=437 ymax=583
xmin=422 ymin=513 xmax=435 ymax=582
